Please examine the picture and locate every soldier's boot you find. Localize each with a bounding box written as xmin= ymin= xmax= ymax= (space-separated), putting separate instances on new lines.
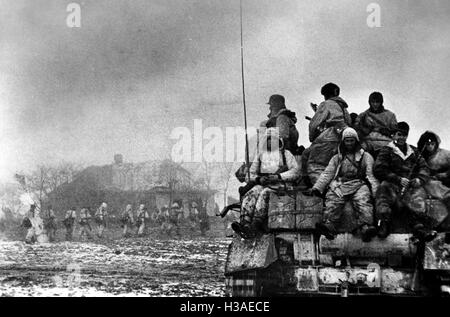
xmin=360 ymin=224 xmax=377 ymax=243
xmin=412 ymin=224 xmax=437 ymax=243
xmin=232 ymin=214 xmax=254 ymax=239
xmin=315 ymin=222 xmax=336 ymax=240
xmin=377 ymin=219 xmax=390 ymax=239
xmin=231 ymin=221 xmax=256 ymax=240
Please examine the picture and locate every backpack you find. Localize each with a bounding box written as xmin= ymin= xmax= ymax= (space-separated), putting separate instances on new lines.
xmin=22 ymin=217 xmax=32 ymax=229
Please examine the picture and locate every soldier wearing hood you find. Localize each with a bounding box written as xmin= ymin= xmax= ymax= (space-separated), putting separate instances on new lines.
xmin=355 ymin=92 xmax=397 ymax=158
xmin=374 ymin=122 xmax=436 ymax=241
xmin=312 ymin=127 xmax=379 ymax=242
xmin=305 ymin=83 xmax=352 ymax=184
xmin=418 ymin=131 xmax=450 ymax=188
xmin=232 ymin=128 xmax=300 ymax=239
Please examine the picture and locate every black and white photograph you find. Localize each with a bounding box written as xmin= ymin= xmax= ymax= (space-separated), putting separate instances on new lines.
xmin=0 ymin=0 xmax=450 ymax=300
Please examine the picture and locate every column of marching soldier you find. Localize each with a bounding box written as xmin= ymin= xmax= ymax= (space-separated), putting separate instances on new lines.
xmin=22 ymin=200 xmax=211 ymax=243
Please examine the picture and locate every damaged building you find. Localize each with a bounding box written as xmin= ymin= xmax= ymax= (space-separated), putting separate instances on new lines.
xmin=47 ymin=155 xmax=215 ymax=216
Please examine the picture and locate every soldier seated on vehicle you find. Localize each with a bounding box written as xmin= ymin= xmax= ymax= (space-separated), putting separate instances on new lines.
xmin=312 ymin=127 xmax=379 ymax=242
xmin=355 ymin=92 xmax=397 ymax=159
xmin=232 ymin=128 xmax=300 ymax=239
xmin=374 ymin=122 xmax=437 ymax=242
xmin=198 ymin=202 xmax=210 ymax=237
xmin=418 ymin=131 xmax=450 ymax=188
xmin=417 ymin=131 xmax=450 ymax=230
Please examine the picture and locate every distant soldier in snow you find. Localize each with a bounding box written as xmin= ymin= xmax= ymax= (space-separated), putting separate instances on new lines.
xmin=305 ymin=83 xmax=352 ymax=185
xmin=23 ymin=204 xmax=37 ymax=244
xmin=79 ymin=207 xmax=93 ymax=240
xmin=120 ymin=204 xmax=134 ymax=237
xmin=355 ymin=92 xmax=397 ymax=158
xmin=418 ymin=131 xmax=450 ymax=188
xmin=95 ymin=202 xmax=108 ymax=238
xmin=156 ymin=206 xmax=167 ymax=228
xmin=63 ymin=207 xmax=77 ymax=241
xmin=43 ymin=205 xmax=57 ymax=242
xmin=135 ymin=204 xmax=149 ymax=237
xmin=188 ymin=201 xmax=199 ymax=232
xmin=166 ymin=202 xmax=182 ymax=238
xmin=313 ymin=128 xmax=379 ymax=242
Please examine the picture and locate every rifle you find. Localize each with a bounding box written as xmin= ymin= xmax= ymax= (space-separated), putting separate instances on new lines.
xmin=400 ymin=141 xmax=430 ymax=197
xmin=219 ymin=203 xmax=241 ymax=218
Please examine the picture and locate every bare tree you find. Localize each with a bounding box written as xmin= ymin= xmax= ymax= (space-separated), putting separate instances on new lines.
xmin=196 ymin=162 xmax=235 ymax=211
xmin=15 ymin=162 xmax=84 ymax=210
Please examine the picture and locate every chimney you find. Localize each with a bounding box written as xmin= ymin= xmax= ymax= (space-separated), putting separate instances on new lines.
xmin=114 ymin=154 xmax=123 ymax=165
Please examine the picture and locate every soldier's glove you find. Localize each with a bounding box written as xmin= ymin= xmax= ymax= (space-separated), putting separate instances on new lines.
xmin=305 ymin=188 xmax=321 ymax=197
xmin=268 ymin=174 xmax=281 ymax=183
xmin=399 ymin=177 xmax=410 ymax=188
xmin=259 ymin=176 xmax=271 ymax=186
xmin=436 ymin=172 xmax=448 ymax=181
xmin=411 ymin=178 xmax=423 ymax=188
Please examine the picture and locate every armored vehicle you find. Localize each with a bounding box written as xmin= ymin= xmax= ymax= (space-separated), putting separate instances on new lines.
xmin=223 ymin=190 xmax=450 ymax=297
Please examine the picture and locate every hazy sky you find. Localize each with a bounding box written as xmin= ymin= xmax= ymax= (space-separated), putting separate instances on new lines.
xmin=1 ymin=0 xmax=450 ymax=181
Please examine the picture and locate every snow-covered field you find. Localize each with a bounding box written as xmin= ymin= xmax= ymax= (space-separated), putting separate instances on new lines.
xmin=0 ymin=237 xmax=231 ymax=297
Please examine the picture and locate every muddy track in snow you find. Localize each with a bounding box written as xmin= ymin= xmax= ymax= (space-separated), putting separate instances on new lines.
xmin=0 ymin=237 xmax=232 ymax=297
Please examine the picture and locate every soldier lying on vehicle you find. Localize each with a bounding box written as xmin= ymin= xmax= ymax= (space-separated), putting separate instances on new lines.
xmin=232 ymin=128 xmax=300 ymax=239
xmin=312 ymin=127 xmax=379 ymax=242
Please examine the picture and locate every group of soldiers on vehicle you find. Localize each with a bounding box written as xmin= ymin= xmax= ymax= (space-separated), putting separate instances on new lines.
xmin=22 ymin=199 xmax=210 ymax=243
xmin=231 ymin=83 xmax=450 ymax=243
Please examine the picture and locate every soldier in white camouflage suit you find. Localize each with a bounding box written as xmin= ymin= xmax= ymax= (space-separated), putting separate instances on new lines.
xmin=135 ymin=204 xmax=149 ymax=237
xmin=94 ymin=202 xmax=108 ymax=238
xmin=79 ymin=207 xmax=93 ymax=240
xmin=120 ymin=204 xmax=134 ymax=237
xmin=313 ymin=127 xmax=379 ymax=242
xmin=232 ymin=128 xmax=300 ymax=239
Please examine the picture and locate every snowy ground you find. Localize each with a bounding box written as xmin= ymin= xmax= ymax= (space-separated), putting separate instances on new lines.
xmin=0 ymin=236 xmax=231 ymax=297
